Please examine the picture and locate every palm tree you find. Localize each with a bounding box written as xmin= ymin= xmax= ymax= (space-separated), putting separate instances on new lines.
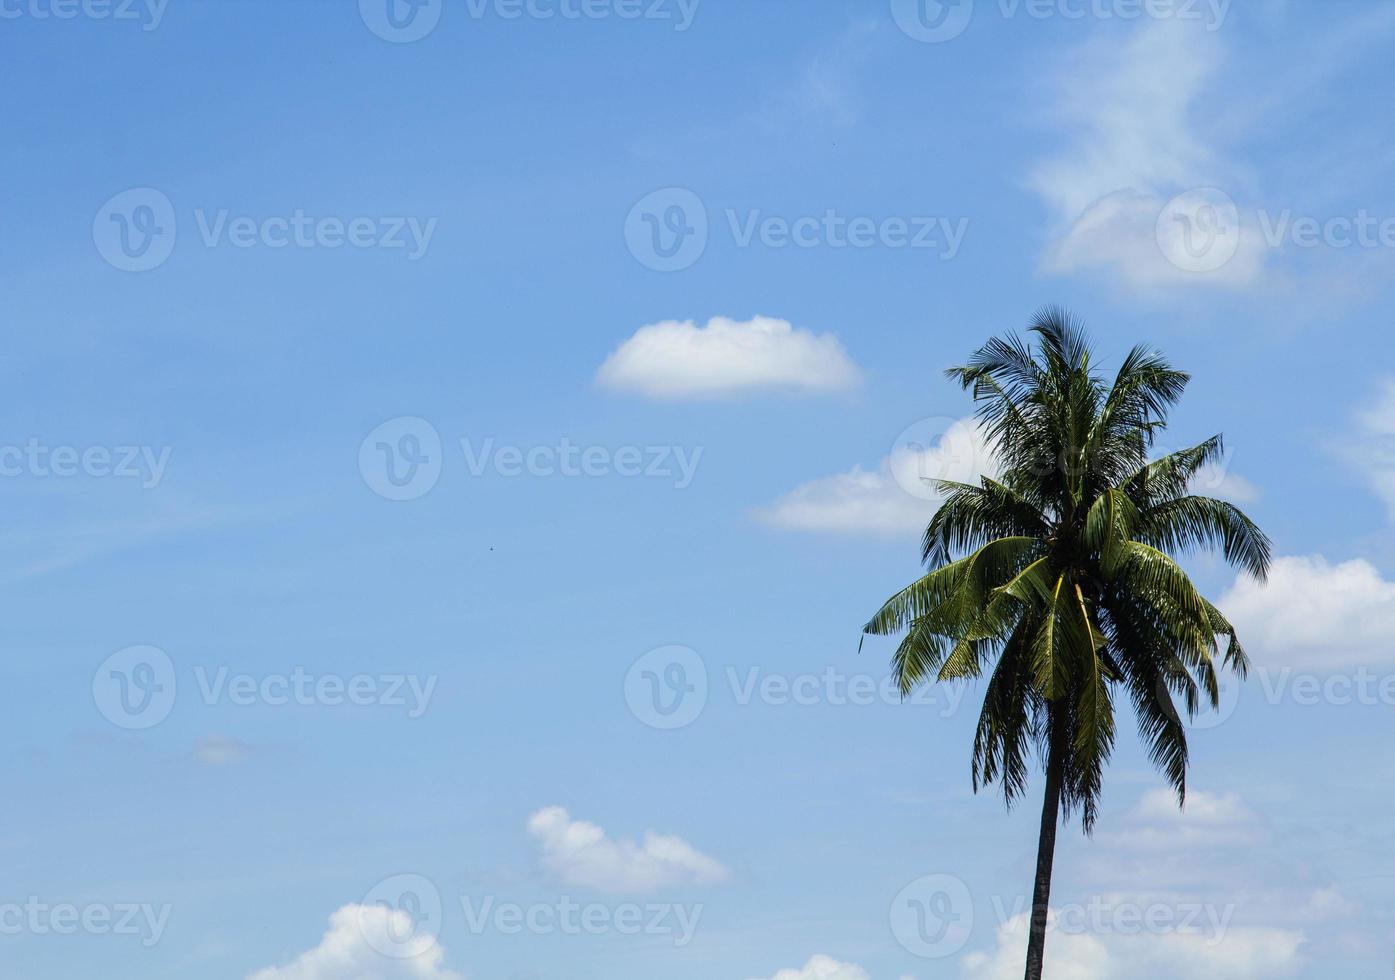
xmin=863 ymin=309 xmax=1270 ymax=980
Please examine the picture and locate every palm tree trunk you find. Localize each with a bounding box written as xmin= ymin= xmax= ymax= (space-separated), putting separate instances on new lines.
xmin=1023 ymin=722 xmax=1065 ymax=980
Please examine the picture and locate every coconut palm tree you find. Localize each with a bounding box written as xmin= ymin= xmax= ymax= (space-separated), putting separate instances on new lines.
xmin=862 ymin=309 xmax=1270 ymax=980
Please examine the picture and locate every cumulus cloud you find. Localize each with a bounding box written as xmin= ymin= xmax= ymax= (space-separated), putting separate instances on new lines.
xmin=527 ymin=806 xmax=729 ymax=894
xmin=747 ymin=955 xmax=871 ymax=980
xmin=756 ymin=418 xmax=997 ymax=535
xmin=1124 ymin=929 xmax=1304 ymax=977
xmin=962 ymin=914 xmax=1113 ymax=980
xmin=595 ymin=315 xmax=861 ymax=399
xmin=963 ymin=912 xmax=1301 ymax=980
xmin=246 ymin=905 xmax=463 ymax=980
xmin=977 ymin=787 xmax=1326 ymax=980
xmin=1218 ymin=554 xmax=1395 ymax=670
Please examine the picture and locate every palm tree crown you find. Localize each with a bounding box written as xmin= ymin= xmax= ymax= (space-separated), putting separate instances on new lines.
xmin=864 ymin=310 xmax=1271 ymax=830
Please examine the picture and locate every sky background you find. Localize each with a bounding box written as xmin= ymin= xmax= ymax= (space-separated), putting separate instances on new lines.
xmin=3 ymin=1 xmax=1395 ymax=978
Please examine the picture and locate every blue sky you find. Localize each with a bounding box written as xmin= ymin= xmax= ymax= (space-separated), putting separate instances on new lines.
xmin=3 ymin=1 xmax=1395 ymax=977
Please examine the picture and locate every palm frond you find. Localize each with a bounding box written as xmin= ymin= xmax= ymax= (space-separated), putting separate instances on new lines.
xmin=862 ymin=310 xmax=1264 ymax=833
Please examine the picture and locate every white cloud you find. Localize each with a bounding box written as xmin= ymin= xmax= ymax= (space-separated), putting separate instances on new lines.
xmin=195 ymin=734 xmax=252 ymax=767
xmin=1125 ymin=929 xmax=1303 ymax=977
xmin=1030 ymin=23 xmax=1268 ymax=290
xmin=1349 ymin=378 xmax=1395 ymax=518
xmin=1219 ymin=554 xmax=1395 ymax=670
xmin=246 ymin=905 xmax=463 ymax=980
xmin=595 ymin=316 xmax=861 ymax=400
xmin=747 ymin=955 xmax=871 ymax=980
xmin=755 ymin=465 xmax=931 ymax=536
xmin=1028 ymin=11 xmax=1395 ymax=296
xmin=526 ymin=806 xmax=729 ymax=894
xmin=1357 ymin=378 xmax=1395 ymax=438
xmin=758 ymin=423 xmax=1253 ymax=535
xmin=1031 ymin=22 xmax=1218 ymax=224
xmin=964 ymin=911 xmax=1301 ymax=980
xmin=1013 ymin=786 xmax=1340 ymax=980
xmin=1301 ymin=886 xmax=1361 ymax=922
xmin=756 ymin=418 xmax=996 ymax=535
xmin=1188 ymin=460 xmax=1259 ymax=504
xmin=956 ymin=786 xmax=1369 ymax=980
xmin=962 ymin=913 xmax=1113 ymax=980
xmin=1110 ymin=789 xmax=1262 ymax=852
xmin=1041 ymin=188 xmax=1267 ymax=290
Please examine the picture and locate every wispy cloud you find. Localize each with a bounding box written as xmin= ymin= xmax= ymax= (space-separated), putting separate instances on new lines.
xmin=1029 ymin=13 xmax=1395 ymax=296
xmin=1030 ymin=22 xmax=1224 ymax=229
xmin=1347 ymin=378 xmax=1395 ymax=519
xmin=1030 ymin=21 xmax=1265 ymax=290
xmin=194 ymin=735 xmax=253 ymax=768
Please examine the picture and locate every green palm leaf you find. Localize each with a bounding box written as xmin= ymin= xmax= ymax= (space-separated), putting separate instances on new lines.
xmin=858 ymin=310 xmax=1271 ymax=979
